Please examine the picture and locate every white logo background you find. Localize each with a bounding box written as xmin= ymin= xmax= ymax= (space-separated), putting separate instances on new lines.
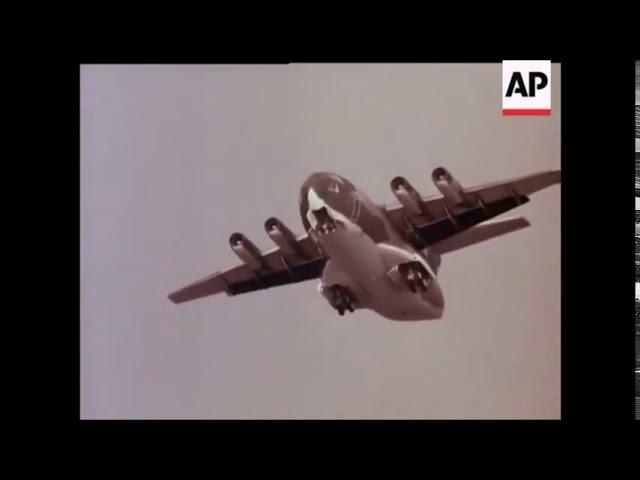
xmin=502 ymin=60 xmax=551 ymax=112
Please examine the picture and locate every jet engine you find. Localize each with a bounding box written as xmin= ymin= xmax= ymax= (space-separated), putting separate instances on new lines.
xmin=432 ymin=167 xmax=464 ymax=205
xmin=229 ymin=232 xmax=263 ymax=270
xmin=390 ymin=176 xmax=423 ymax=215
xmin=264 ymin=217 xmax=299 ymax=256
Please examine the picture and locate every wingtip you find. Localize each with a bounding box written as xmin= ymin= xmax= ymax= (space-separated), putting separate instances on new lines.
xmin=507 ymin=216 xmax=531 ymax=229
xmin=167 ymin=292 xmax=182 ymax=304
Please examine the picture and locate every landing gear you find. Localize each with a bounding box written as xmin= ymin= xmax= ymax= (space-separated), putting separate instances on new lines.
xmin=323 ymin=285 xmax=355 ymax=316
xmin=398 ymin=261 xmax=431 ymax=293
xmin=313 ymin=207 xmax=338 ymax=234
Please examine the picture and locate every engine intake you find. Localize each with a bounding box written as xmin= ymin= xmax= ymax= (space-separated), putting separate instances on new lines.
xmin=432 ymin=167 xmax=464 ymax=205
xmin=229 ymin=232 xmax=263 ymax=270
xmin=264 ymin=217 xmax=299 ymax=256
xmin=390 ymin=176 xmax=423 ymax=215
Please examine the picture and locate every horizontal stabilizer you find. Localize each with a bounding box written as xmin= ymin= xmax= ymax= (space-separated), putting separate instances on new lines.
xmin=431 ymin=216 xmax=530 ymax=254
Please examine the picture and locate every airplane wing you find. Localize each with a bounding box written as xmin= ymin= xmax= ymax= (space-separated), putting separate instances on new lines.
xmin=383 ymin=169 xmax=560 ymax=250
xmin=168 ymin=230 xmax=326 ymax=304
xmin=430 ymin=216 xmax=530 ymax=254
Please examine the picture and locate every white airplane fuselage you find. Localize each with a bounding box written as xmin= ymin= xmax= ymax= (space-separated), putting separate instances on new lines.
xmin=300 ymin=173 xmax=444 ymax=320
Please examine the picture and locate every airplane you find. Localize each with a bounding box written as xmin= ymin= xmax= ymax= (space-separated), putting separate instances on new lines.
xmin=168 ymin=167 xmax=560 ymax=321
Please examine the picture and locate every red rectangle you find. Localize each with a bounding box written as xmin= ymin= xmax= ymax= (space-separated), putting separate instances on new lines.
xmin=502 ymin=109 xmax=551 ymax=116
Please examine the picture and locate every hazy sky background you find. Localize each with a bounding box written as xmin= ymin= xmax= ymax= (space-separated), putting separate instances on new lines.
xmin=81 ymin=64 xmax=561 ymax=419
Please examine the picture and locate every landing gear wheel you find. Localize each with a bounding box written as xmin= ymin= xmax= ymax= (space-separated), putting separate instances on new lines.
xmin=399 ymin=261 xmax=432 ymax=293
xmin=328 ymin=285 xmax=355 ymax=316
xmin=406 ymin=270 xmax=417 ymax=293
xmin=313 ymin=207 xmax=337 ymax=234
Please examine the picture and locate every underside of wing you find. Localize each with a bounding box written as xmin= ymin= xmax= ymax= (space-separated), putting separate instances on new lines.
xmin=168 ymin=219 xmax=326 ymax=304
xmin=168 ymin=271 xmax=230 ymax=303
xmin=384 ymin=168 xmax=560 ymax=250
xmin=168 ymin=256 xmax=327 ymax=303
xmin=430 ymin=216 xmax=530 ymax=254
xmin=464 ymin=170 xmax=560 ymax=200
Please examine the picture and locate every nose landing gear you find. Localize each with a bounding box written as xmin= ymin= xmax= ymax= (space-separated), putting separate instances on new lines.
xmin=397 ymin=261 xmax=431 ymax=293
xmin=312 ymin=207 xmax=338 ymax=234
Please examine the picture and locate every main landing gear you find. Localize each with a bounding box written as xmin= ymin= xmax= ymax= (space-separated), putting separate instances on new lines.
xmin=398 ymin=261 xmax=432 ymax=293
xmin=324 ymin=285 xmax=355 ymax=316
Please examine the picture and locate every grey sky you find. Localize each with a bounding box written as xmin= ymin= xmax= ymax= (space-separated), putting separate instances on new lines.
xmin=81 ymin=64 xmax=561 ymax=419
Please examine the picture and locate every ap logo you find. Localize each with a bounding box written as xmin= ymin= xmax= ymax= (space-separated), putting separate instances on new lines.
xmin=502 ymin=60 xmax=551 ymax=116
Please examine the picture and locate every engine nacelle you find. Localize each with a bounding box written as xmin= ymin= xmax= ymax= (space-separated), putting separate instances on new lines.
xmin=432 ymin=167 xmax=464 ymax=205
xmin=390 ymin=176 xmax=423 ymax=215
xmin=264 ymin=217 xmax=298 ymax=256
xmin=229 ymin=232 xmax=263 ymax=270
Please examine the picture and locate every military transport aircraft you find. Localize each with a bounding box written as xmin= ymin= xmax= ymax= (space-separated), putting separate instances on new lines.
xmin=168 ymin=167 xmax=560 ymax=321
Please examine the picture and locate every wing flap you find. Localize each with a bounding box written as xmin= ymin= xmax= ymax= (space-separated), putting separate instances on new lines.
xmin=411 ymin=193 xmax=530 ymax=248
xmin=225 ymin=257 xmax=327 ymax=295
xmin=431 ymin=216 xmax=530 ymax=254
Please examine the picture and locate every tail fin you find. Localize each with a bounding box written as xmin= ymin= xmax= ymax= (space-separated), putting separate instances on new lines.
xmin=431 ymin=216 xmax=530 ymax=255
